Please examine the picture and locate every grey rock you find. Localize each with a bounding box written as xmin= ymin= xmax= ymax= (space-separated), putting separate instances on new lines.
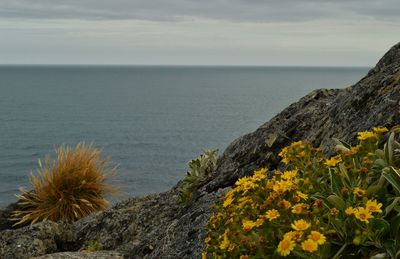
xmin=33 ymin=251 xmax=124 ymax=259
xmin=0 ymin=202 xmax=19 ymax=231
xmin=0 ymin=221 xmax=76 ymax=259
xmin=1 ymin=42 xmax=400 ymax=259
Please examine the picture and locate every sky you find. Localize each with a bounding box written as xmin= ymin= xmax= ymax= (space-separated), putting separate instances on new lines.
xmin=0 ymin=0 xmax=399 ymax=66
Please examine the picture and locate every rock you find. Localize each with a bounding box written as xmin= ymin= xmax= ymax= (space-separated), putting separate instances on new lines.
xmin=33 ymin=251 xmax=124 ymax=259
xmin=0 ymin=202 xmax=20 ymax=231
xmin=0 ymin=221 xmax=76 ymax=259
xmin=1 ymin=42 xmax=400 ymax=258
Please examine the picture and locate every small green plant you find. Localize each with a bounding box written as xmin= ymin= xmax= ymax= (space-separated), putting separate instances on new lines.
xmin=13 ymin=143 xmax=116 ymax=226
xmin=178 ymin=149 xmax=218 ymax=206
xmin=203 ymin=126 xmax=400 ymax=258
xmin=84 ymin=240 xmax=104 ymax=252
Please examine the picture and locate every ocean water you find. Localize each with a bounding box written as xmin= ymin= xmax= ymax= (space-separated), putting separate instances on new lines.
xmin=0 ymin=65 xmax=369 ymax=206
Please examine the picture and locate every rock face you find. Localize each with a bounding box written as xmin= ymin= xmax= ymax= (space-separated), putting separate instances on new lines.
xmin=1 ymin=42 xmax=400 ymax=259
xmin=0 ymin=221 xmax=76 ymax=258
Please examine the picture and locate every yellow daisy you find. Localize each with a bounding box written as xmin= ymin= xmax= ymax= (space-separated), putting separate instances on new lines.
xmin=345 ymin=207 xmax=355 ymax=215
xmin=353 ymin=187 xmax=366 ymax=197
xmin=372 ymin=127 xmax=388 ymax=134
xmin=277 ymin=238 xmax=295 ymax=256
xmin=301 ymin=239 xmax=318 ymax=253
xmin=291 ymin=219 xmax=311 ymax=231
xmin=278 ymin=199 xmax=292 ymax=209
xmin=242 ymin=219 xmax=257 ymax=232
xmin=366 ymin=199 xmax=383 ymax=213
xmin=354 ymin=207 xmax=373 ymax=223
xmin=308 ymin=231 xmax=326 ymax=245
xmin=265 ymin=209 xmax=280 ymax=221
xmin=291 ymin=203 xmax=307 ymax=214
xmin=357 ymin=131 xmax=377 ymax=141
xmin=325 ymin=156 xmax=342 ymax=167
xmin=296 ymin=191 xmax=308 ymax=200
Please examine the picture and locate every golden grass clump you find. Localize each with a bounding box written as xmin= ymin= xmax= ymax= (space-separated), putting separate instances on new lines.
xmin=13 ymin=143 xmax=116 ymax=226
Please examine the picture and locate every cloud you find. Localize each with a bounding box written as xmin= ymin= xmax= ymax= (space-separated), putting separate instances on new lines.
xmin=0 ymin=0 xmax=399 ymax=23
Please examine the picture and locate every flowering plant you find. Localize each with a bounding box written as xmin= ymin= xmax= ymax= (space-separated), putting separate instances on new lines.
xmin=204 ymin=126 xmax=400 ymax=258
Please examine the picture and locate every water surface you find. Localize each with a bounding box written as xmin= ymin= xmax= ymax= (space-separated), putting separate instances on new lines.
xmin=0 ymin=65 xmax=369 ymax=205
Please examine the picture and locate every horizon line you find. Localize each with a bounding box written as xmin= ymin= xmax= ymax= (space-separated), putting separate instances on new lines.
xmin=0 ymin=64 xmax=371 ymax=69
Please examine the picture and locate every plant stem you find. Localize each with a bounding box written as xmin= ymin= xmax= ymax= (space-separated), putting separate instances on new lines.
xmin=333 ymin=243 xmax=347 ymax=259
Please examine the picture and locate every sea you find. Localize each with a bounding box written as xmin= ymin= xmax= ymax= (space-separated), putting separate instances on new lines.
xmin=0 ymin=65 xmax=369 ymax=206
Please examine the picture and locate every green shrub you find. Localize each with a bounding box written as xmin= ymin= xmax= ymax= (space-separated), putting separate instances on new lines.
xmin=13 ymin=143 xmax=116 ymax=226
xmin=84 ymin=240 xmax=104 ymax=252
xmin=178 ymin=149 xmax=218 ymax=206
xmin=203 ymin=126 xmax=400 ymax=258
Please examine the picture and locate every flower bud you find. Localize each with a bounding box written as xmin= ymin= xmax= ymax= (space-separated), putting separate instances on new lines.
xmin=353 ymin=236 xmax=361 ymax=246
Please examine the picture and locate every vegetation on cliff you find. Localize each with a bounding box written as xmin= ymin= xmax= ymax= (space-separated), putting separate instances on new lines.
xmin=12 ymin=143 xmax=116 ymax=226
xmin=204 ymin=126 xmax=400 ymax=258
xmin=178 ymin=149 xmax=218 ymax=206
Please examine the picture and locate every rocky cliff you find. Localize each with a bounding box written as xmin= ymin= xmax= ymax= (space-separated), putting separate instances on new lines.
xmin=1 ymin=42 xmax=400 ymax=259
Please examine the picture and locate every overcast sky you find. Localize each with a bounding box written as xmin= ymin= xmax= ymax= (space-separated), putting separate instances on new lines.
xmin=0 ymin=0 xmax=399 ymax=66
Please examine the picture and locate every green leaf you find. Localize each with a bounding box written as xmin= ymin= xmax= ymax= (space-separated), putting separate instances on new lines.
xmin=371 ymin=218 xmax=390 ymax=235
xmin=385 ymin=132 xmax=395 ymax=165
xmin=382 ymin=167 xmax=400 ymax=194
xmin=385 ymin=197 xmax=400 ymax=216
xmin=330 ymin=171 xmax=344 ymax=196
xmin=338 ymin=163 xmax=351 ymax=184
xmin=375 ymin=149 xmax=385 ymax=157
xmin=374 ymin=158 xmax=386 ymax=168
xmin=327 ymin=194 xmax=346 ymax=210
xmin=332 ymin=137 xmax=352 ymax=149
xmin=391 ymin=215 xmax=400 ymax=246
xmin=366 ymin=185 xmax=382 ymax=196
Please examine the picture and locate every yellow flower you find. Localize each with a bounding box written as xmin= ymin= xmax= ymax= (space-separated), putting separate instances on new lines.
xmin=281 ymin=169 xmax=298 ymax=180
xmin=278 ymin=146 xmax=289 ymax=158
xmin=354 ymin=207 xmax=373 ymax=223
xmin=284 ymin=231 xmax=303 ymax=241
xmin=282 ymin=157 xmax=290 ymax=164
xmin=277 ymin=238 xmax=295 ymax=257
xmin=345 ymin=207 xmax=355 ymax=215
xmin=353 ymin=187 xmax=366 ymax=197
xmin=357 ymin=131 xmax=377 ymax=141
xmin=291 ymin=219 xmax=311 ymax=231
xmin=366 ymin=199 xmax=383 ymax=213
xmin=242 ymin=219 xmax=257 ymax=232
xmin=291 ymin=141 xmax=303 ymax=148
xmin=255 ymin=218 xmax=265 ymax=227
xmin=278 ymin=199 xmax=292 ymax=209
xmin=291 ymin=203 xmax=307 ymax=214
xmin=219 ymin=234 xmax=230 ymax=250
xmin=296 ymin=191 xmax=308 ymax=200
xmin=308 ymin=231 xmax=326 ymax=245
xmin=239 ymin=256 xmax=249 ymax=259
xmin=347 ymin=146 xmax=360 ymax=156
xmin=252 ymin=168 xmax=267 ymax=181
xmin=235 ymin=176 xmax=250 ymax=186
xmin=235 ymin=177 xmax=257 ymax=192
xmin=372 ymin=127 xmax=388 ymax=134
xmin=325 ymin=156 xmax=342 ymax=167
xmin=237 ymin=196 xmax=252 ymax=209
xmin=301 ymin=239 xmax=318 ymax=253
xmin=273 ymin=180 xmax=292 ymax=194
xmin=201 ymin=252 xmax=207 ymax=259
xmin=265 ymin=209 xmax=280 ymax=221
xmin=297 ymin=150 xmax=306 ymax=158
xmin=223 ymin=195 xmax=234 ymax=207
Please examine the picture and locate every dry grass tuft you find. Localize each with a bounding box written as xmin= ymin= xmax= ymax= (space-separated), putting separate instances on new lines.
xmin=13 ymin=143 xmax=116 ymax=226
